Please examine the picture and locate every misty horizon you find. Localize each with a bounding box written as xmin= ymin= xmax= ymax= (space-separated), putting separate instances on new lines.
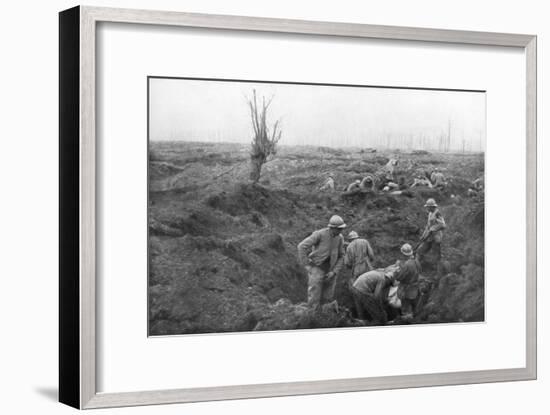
xmin=149 ymin=77 xmax=486 ymax=152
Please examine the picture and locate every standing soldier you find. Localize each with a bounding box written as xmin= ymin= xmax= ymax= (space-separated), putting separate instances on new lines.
xmin=394 ymin=243 xmax=422 ymax=320
xmin=416 ymin=198 xmax=446 ymax=267
xmin=298 ymin=215 xmax=346 ymax=308
xmin=344 ymin=231 xmax=375 ymax=281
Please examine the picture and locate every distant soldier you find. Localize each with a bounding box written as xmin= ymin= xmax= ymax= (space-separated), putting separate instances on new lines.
xmin=411 ymin=175 xmax=433 ymax=188
xmin=416 ymin=198 xmax=446 ymax=265
xmin=393 ymin=243 xmax=422 ymax=320
xmin=319 ymin=173 xmax=335 ymax=192
xmin=298 ymin=215 xmax=346 ymax=308
xmin=345 ymin=179 xmax=361 ymax=192
xmin=383 ymin=157 xmax=399 ymax=180
xmin=468 ymin=177 xmax=484 ymax=197
xmin=430 ymin=168 xmax=446 ymax=189
xmin=344 ymin=231 xmax=375 ymax=279
xmin=359 ymin=175 xmax=376 ymax=191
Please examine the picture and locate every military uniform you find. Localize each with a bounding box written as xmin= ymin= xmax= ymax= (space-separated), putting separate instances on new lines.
xmin=298 ymin=227 xmax=345 ymax=307
xmin=351 ymin=270 xmax=389 ymax=324
xmin=394 ymin=257 xmax=422 ymax=316
xmin=417 ymin=208 xmax=446 ymax=263
xmin=344 ymin=238 xmax=374 ymax=279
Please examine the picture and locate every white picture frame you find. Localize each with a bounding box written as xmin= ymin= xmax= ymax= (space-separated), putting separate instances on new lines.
xmin=59 ymin=5 xmax=537 ymax=409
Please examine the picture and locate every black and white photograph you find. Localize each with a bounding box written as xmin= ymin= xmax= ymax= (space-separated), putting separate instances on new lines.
xmin=148 ymin=77 xmax=486 ymax=336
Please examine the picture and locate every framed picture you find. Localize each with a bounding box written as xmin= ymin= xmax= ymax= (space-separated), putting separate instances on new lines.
xmin=59 ymin=6 xmax=537 ymax=409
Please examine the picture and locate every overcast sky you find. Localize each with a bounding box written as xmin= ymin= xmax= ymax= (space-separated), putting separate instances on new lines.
xmin=149 ymin=78 xmax=486 ymax=151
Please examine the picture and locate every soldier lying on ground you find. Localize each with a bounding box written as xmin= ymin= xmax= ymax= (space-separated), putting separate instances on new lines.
xmin=411 ymin=175 xmax=433 ymax=188
xmin=359 ymin=175 xmax=376 ymax=190
xmin=345 ymin=179 xmax=361 ymax=192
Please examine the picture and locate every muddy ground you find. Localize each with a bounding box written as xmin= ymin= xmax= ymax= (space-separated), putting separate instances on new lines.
xmin=148 ymin=141 xmax=484 ymax=335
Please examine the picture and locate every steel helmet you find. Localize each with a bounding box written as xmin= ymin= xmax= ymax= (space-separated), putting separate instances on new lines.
xmin=348 ymin=231 xmax=359 ymax=240
xmin=328 ymin=215 xmax=346 ymax=229
xmin=424 ymin=198 xmax=438 ymax=207
xmin=400 ymin=243 xmax=414 ymax=256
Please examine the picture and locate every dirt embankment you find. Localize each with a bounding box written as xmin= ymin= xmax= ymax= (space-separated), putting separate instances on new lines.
xmin=149 ymin=142 xmax=484 ymax=334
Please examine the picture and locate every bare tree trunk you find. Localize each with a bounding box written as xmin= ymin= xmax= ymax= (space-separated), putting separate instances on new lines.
xmin=249 ymin=155 xmax=265 ymax=183
xmin=246 ymin=89 xmax=282 ymax=184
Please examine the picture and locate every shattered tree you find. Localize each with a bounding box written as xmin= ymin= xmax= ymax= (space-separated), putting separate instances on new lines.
xmin=247 ymin=89 xmax=282 ymax=183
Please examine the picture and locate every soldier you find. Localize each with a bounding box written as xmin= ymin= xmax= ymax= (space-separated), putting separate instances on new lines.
xmin=393 ymin=243 xmax=422 ymax=320
xmin=344 ymin=231 xmax=375 ymax=280
xmin=319 ymin=173 xmax=335 ymax=192
xmin=383 ymin=157 xmax=399 ymax=180
xmin=416 ymin=198 xmax=446 ymax=266
xmin=359 ymin=175 xmax=376 ymax=190
xmin=298 ymin=215 xmax=346 ymax=308
xmin=351 ymin=270 xmax=392 ymax=324
xmin=345 ymin=179 xmax=361 ymax=192
xmin=430 ymin=168 xmax=446 ymax=189
xmin=468 ymin=177 xmax=484 ymax=197
xmin=411 ymin=175 xmax=433 ymax=188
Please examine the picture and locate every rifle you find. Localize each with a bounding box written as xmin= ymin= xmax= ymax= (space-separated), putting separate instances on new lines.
xmin=414 ymin=231 xmax=430 ymax=251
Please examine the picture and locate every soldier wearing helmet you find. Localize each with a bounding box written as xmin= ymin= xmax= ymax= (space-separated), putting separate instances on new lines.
xmin=298 ymin=215 xmax=346 ymax=308
xmin=416 ymin=198 xmax=446 ymax=266
xmin=344 ymin=231 xmax=375 ymax=280
xmin=359 ymin=175 xmax=376 ymax=191
xmin=393 ymin=243 xmax=422 ymax=319
xmin=345 ymin=179 xmax=362 ymax=192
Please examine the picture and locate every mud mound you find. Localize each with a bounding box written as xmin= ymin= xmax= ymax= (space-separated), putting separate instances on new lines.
xmin=149 ymin=229 xmax=308 ymax=335
xmin=149 ymin=142 xmax=485 ymax=334
xmin=149 ymin=161 xmax=185 ymax=181
xmin=149 ymin=209 xmax=219 ymax=237
xmin=416 ymin=264 xmax=484 ymax=323
xmin=252 ymin=298 xmax=361 ymax=331
xmin=205 ymin=183 xmax=297 ymax=219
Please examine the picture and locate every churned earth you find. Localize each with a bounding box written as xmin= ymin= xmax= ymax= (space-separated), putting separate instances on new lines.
xmin=148 ymin=141 xmax=484 ymax=335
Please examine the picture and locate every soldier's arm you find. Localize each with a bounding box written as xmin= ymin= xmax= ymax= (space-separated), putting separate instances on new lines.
xmin=297 ymin=231 xmax=320 ymax=266
xmin=331 ymin=238 xmax=346 ymax=274
xmin=366 ymin=240 xmax=375 ymax=261
xmin=429 ymin=212 xmax=447 ymax=232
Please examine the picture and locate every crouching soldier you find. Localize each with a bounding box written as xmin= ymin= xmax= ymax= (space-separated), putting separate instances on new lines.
xmin=319 ymin=173 xmax=335 ymax=192
xmin=394 ymin=243 xmax=422 ymax=320
xmin=351 ymin=270 xmax=393 ymax=324
xmin=344 ymin=231 xmax=375 ymax=279
xmin=416 ymin=198 xmax=446 ymax=267
xmin=298 ymin=215 xmax=346 ymax=309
